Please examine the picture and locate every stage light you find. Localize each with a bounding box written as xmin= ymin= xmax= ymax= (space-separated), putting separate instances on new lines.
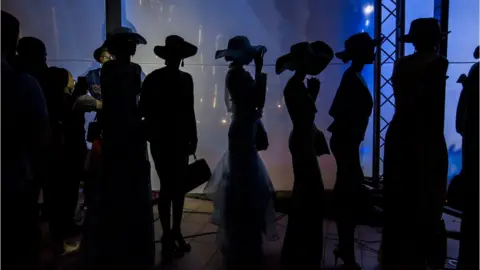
xmin=363 ymin=4 xmax=374 ymax=16
xmin=365 ymin=19 xmax=370 ymax=27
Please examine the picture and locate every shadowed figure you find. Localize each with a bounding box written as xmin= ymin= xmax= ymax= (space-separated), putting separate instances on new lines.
xmin=457 ymin=47 xmax=479 ymax=270
xmin=278 ymin=41 xmax=333 ymax=270
xmin=85 ymin=45 xmax=113 ymax=99
xmin=382 ymin=18 xmax=449 ymax=270
xmin=42 ymin=67 xmax=83 ymax=257
xmin=328 ymin=33 xmax=376 ymax=270
xmin=446 ymin=46 xmax=480 ymax=211
xmin=139 ymin=35 xmax=198 ymax=265
xmin=81 ymin=27 xmax=154 ymax=270
xmin=209 ymin=36 xmax=276 ymax=270
xmin=16 ymin=37 xmax=48 ymax=82
xmin=1 ymin=10 xmax=50 ymax=270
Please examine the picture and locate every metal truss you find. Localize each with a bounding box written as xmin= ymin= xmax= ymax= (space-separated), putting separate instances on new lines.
xmin=372 ymin=0 xmax=405 ymax=188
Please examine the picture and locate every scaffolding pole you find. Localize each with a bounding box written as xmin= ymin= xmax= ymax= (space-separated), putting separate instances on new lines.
xmin=372 ymin=0 xmax=406 ymax=188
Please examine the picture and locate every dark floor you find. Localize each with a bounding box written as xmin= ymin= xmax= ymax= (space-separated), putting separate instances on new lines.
xmin=150 ymin=198 xmax=460 ymax=270
xmin=42 ymin=197 xmax=460 ymax=270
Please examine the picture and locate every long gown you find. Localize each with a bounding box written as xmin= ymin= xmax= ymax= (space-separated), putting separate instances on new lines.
xmin=81 ymin=60 xmax=154 ymax=270
xmin=457 ymin=62 xmax=479 ymax=270
xmin=382 ymin=52 xmax=449 ymax=269
xmin=281 ymin=76 xmax=324 ymax=270
xmin=205 ymin=64 xmax=277 ymax=270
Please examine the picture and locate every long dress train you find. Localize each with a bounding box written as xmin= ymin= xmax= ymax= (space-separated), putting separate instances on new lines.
xmin=204 ymin=64 xmax=277 ymax=270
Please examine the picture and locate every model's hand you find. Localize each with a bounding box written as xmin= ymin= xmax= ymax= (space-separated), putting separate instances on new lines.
xmin=254 ymin=47 xmax=266 ymax=73
xmin=307 ymin=77 xmax=321 ymax=99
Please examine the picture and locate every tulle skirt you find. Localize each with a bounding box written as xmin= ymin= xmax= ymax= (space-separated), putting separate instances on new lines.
xmin=204 ymin=150 xmax=278 ymax=246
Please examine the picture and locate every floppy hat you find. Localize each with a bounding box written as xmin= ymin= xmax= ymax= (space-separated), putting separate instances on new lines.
xmin=153 ymin=35 xmax=198 ymax=60
xmin=215 ymin=36 xmax=266 ymax=63
xmin=276 ymin=41 xmax=334 ymax=75
xmin=400 ymin=18 xmax=449 ymax=43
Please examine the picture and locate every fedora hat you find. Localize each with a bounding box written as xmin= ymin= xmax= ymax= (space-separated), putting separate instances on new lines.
xmin=276 ymin=41 xmax=333 ymax=75
xmin=154 ymin=35 xmax=198 ymax=60
xmin=336 ymin=33 xmax=378 ymax=63
xmin=400 ymin=18 xmax=449 ymax=43
xmin=215 ymin=36 xmax=266 ymax=63
xmin=106 ymin=27 xmax=147 ymax=45
xmin=93 ymin=44 xmax=108 ymax=63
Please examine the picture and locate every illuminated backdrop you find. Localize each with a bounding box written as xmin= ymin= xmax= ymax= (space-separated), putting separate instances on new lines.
xmin=2 ymin=0 xmax=477 ymax=191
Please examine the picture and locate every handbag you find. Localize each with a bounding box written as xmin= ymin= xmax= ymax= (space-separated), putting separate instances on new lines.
xmin=184 ymin=155 xmax=212 ymax=194
xmin=314 ymin=126 xmax=330 ymax=156
xmin=86 ymin=115 xmax=101 ymax=143
xmin=256 ymin=120 xmax=269 ymax=151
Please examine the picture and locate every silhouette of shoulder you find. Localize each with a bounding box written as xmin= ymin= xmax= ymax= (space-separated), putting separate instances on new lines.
xmin=147 ymin=67 xmax=192 ymax=79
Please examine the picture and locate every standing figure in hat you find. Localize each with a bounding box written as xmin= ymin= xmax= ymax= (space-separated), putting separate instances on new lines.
xmin=328 ymin=33 xmax=376 ymax=270
xmin=139 ymin=35 xmax=198 ymax=264
xmin=447 ymin=45 xmax=480 ymax=212
xmin=81 ymin=27 xmax=154 ymax=270
xmin=277 ymin=41 xmax=333 ymax=270
xmin=382 ymin=18 xmax=449 ymax=270
xmin=210 ymin=36 xmax=277 ymax=270
xmin=2 ymin=11 xmax=50 ymax=270
xmin=86 ymin=45 xmax=113 ymax=99
xmin=457 ymin=46 xmax=479 ymax=270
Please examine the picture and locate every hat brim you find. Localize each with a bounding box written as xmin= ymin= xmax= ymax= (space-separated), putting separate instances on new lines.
xmin=215 ymin=45 xmax=265 ymax=62
xmin=335 ymin=51 xmax=349 ymax=62
xmin=399 ymin=32 xmax=450 ymax=43
xmin=154 ymin=41 xmax=198 ymax=60
xmin=108 ymin=32 xmax=147 ymax=45
xmin=276 ymin=53 xmax=333 ymax=76
xmin=335 ymin=38 xmax=380 ymax=62
xmin=276 ymin=42 xmax=334 ymax=76
xmin=93 ymin=46 xmax=106 ymax=62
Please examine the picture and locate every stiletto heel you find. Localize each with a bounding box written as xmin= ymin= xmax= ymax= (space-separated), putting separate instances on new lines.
xmin=173 ymin=232 xmax=191 ymax=255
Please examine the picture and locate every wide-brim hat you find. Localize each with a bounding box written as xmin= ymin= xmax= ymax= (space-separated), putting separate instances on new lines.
xmin=106 ymin=27 xmax=147 ymax=45
xmin=154 ymin=35 xmax=198 ymax=60
xmin=93 ymin=44 xmax=108 ymax=63
xmin=335 ymin=33 xmax=379 ymax=63
xmin=215 ymin=36 xmax=266 ymax=63
xmin=400 ymin=18 xmax=449 ymax=43
xmin=276 ymin=41 xmax=333 ymax=75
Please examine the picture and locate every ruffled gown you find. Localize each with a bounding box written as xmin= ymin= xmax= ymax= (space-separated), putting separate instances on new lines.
xmin=204 ymin=65 xmax=277 ymax=270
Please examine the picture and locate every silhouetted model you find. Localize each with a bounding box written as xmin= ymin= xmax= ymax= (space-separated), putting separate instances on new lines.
xmin=277 ymin=41 xmax=333 ymax=270
xmin=1 ymin=11 xmax=50 ymax=270
xmin=86 ymin=45 xmax=113 ymax=99
xmin=328 ymin=33 xmax=376 ymax=270
xmin=82 ymin=27 xmax=154 ymax=270
xmin=211 ymin=36 xmax=276 ymax=270
xmin=140 ymin=35 xmax=198 ymax=265
xmin=16 ymin=37 xmax=48 ymax=82
xmin=42 ymin=67 xmax=82 ymax=257
xmin=457 ymin=46 xmax=479 ymax=270
xmin=447 ymin=46 xmax=479 ymax=211
xmin=382 ymin=18 xmax=449 ymax=270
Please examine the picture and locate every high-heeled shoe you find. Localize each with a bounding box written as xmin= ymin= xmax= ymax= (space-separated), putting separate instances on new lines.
xmin=333 ymin=248 xmax=362 ymax=270
xmin=173 ymin=231 xmax=191 ymax=255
